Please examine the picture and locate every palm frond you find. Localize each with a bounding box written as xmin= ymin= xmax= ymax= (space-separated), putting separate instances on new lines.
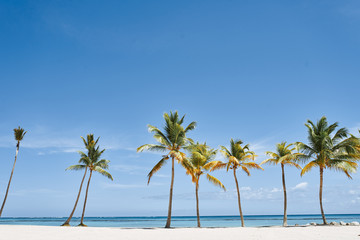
xmin=301 ymin=161 xmax=318 ymax=176
xmin=260 ymin=158 xmax=278 ymax=166
xmin=66 ymin=164 xmax=87 ymax=171
xmin=206 ymin=174 xmax=226 ymax=191
xmin=14 ymin=126 xmax=26 ymax=142
xmin=241 ymin=166 xmax=250 ymax=176
xmin=286 ymin=161 xmax=302 ymax=169
xmin=147 ymin=157 xmax=168 ymax=184
xmin=181 ymin=158 xmax=195 ymax=176
xmin=148 ymin=125 xmax=171 ymax=146
xmin=137 ymin=144 xmax=167 ymax=152
xmin=94 ymin=166 xmax=113 ymax=180
xmin=184 ymin=121 xmax=197 ymax=132
xmin=95 ymin=159 xmax=110 ymax=169
xmin=209 ymin=162 xmax=227 ymax=171
xmin=242 ymin=162 xmax=263 ymax=170
xmin=203 ymin=161 xmax=222 ymax=171
xmin=327 ymin=159 xmax=357 ymax=179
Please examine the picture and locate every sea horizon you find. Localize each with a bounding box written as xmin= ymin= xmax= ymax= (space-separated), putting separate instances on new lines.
xmin=1 ymin=214 xmax=359 ymax=228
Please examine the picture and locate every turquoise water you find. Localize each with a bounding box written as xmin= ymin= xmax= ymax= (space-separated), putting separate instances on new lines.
xmin=0 ymin=214 xmax=359 ymax=227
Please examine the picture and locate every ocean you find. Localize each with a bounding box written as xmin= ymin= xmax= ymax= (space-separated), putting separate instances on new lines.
xmin=0 ymin=214 xmax=359 ymax=227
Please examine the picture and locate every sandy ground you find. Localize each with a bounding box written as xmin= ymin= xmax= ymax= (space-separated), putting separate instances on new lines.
xmin=0 ymin=225 xmax=360 ymax=240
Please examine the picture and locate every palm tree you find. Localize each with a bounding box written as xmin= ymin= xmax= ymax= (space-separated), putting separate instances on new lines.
xmin=260 ymin=142 xmax=302 ymax=226
xmin=78 ymin=134 xmax=113 ymax=227
xmin=61 ymin=135 xmax=99 ymax=226
xmin=0 ymin=127 xmax=26 ymax=217
xmin=137 ymin=111 xmax=196 ymax=228
xmin=213 ymin=139 xmax=263 ymax=227
xmin=182 ymin=143 xmax=226 ymax=227
xmin=297 ymin=116 xmax=360 ymax=225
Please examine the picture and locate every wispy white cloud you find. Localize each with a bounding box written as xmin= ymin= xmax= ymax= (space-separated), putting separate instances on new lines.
xmin=291 ymin=182 xmax=308 ymax=191
xmin=349 ymin=190 xmax=357 ymax=195
xmin=111 ymin=164 xmax=147 ymax=175
xmin=0 ymin=127 xmax=137 ymax=154
xmin=144 ymin=186 xmax=283 ymax=201
xmin=270 ymin=187 xmax=281 ymax=193
xmin=103 ymin=182 xmax=164 ymax=189
xmin=351 ymin=197 xmax=360 ymax=204
xmin=153 ymin=174 xmax=169 ymax=178
xmin=8 ymin=188 xmax=63 ymax=197
xmin=240 ymin=186 xmax=251 ymax=191
xmin=349 ymin=123 xmax=360 ymax=135
xmin=102 ymin=183 xmax=146 ymax=189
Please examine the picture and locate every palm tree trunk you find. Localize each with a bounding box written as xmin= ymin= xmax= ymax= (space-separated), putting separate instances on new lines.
xmin=281 ymin=164 xmax=287 ymax=227
xmin=195 ymin=181 xmax=200 ymax=227
xmin=233 ymin=168 xmax=244 ymax=227
xmin=319 ymin=167 xmax=327 ymax=225
xmin=79 ymin=170 xmax=92 ymax=226
xmin=165 ymin=157 xmax=175 ymax=228
xmin=61 ymin=167 xmax=88 ymax=226
xmin=0 ymin=142 xmax=20 ymax=217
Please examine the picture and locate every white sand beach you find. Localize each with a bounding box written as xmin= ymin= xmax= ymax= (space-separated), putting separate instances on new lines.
xmin=1 ymin=225 xmax=360 ymax=240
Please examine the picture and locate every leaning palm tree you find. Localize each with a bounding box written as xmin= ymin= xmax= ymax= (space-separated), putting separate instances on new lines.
xmin=260 ymin=142 xmax=302 ymax=226
xmin=0 ymin=127 xmax=26 ymax=217
xmin=297 ymin=116 xmax=360 ymax=225
xmin=182 ymin=143 xmax=226 ymax=227
xmin=61 ymin=135 xmax=99 ymax=226
xmin=78 ymin=134 xmax=113 ymax=227
xmin=213 ymin=139 xmax=263 ymax=227
xmin=137 ymin=111 xmax=196 ymax=228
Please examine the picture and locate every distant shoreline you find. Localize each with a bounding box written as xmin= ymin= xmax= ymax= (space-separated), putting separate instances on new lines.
xmin=1 ymin=214 xmax=359 ymax=228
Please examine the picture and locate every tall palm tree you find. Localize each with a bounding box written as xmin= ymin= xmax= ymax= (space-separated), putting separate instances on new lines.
xmin=78 ymin=134 xmax=113 ymax=227
xmin=137 ymin=111 xmax=196 ymax=228
xmin=213 ymin=139 xmax=263 ymax=227
xmin=297 ymin=116 xmax=360 ymax=225
xmin=0 ymin=127 xmax=26 ymax=217
xmin=260 ymin=142 xmax=302 ymax=226
xmin=61 ymin=135 xmax=99 ymax=226
xmin=182 ymin=143 xmax=226 ymax=227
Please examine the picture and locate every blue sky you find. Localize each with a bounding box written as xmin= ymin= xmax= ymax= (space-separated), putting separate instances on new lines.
xmin=1 ymin=0 xmax=360 ymax=217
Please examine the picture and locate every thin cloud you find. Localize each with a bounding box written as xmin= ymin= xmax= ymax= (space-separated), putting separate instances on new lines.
xmin=8 ymin=188 xmax=63 ymax=197
xmin=154 ymin=174 xmax=169 ymax=178
xmin=111 ymin=164 xmax=147 ymax=175
xmin=292 ymin=182 xmax=308 ymax=191
xmin=349 ymin=123 xmax=360 ymax=135
xmin=103 ymin=182 xmax=164 ymax=189
xmin=270 ymin=187 xmax=281 ymax=193
xmin=102 ymin=183 xmax=146 ymax=189
xmin=349 ymin=190 xmax=357 ymax=195
xmin=144 ymin=186 xmax=283 ymax=201
xmin=0 ymin=127 xmax=137 ymax=154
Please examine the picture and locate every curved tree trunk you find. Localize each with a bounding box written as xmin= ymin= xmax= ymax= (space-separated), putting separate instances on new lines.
xmin=281 ymin=164 xmax=287 ymax=227
xmin=61 ymin=167 xmax=88 ymax=226
xmin=233 ymin=168 xmax=244 ymax=227
xmin=195 ymin=181 xmax=200 ymax=227
xmin=165 ymin=157 xmax=175 ymax=228
xmin=0 ymin=142 xmax=20 ymax=217
xmin=79 ymin=170 xmax=93 ymax=226
xmin=319 ymin=167 xmax=327 ymax=225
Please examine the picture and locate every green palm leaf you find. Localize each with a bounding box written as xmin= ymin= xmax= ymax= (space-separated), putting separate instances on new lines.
xmin=94 ymin=166 xmax=113 ymax=181
xmin=147 ymin=156 xmax=169 ymax=184
xmin=66 ymin=164 xmax=87 ymax=171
